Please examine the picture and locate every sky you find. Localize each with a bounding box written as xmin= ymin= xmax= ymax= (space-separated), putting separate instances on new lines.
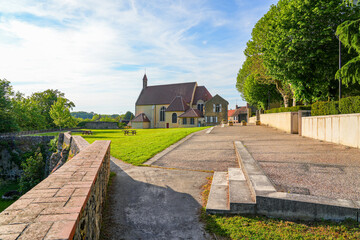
xmin=0 ymin=0 xmax=278 ymax=114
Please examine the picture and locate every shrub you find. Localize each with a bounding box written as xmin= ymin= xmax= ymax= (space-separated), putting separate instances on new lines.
xmin=19 ymin=149 xmax=45 ymax=193
xmin=311 ymin=101 xmax=340 ymax=116
xmin=265 ymin=105 xmax=311 ymax=114
xmin=48 ymin=136 xmax=58 ymax=152
xmin=339 ymin=96 xmax=360 ymax=114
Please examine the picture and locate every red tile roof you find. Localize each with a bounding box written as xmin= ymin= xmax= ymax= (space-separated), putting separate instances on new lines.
xmin=136 ymin=82 xmax=197 ymax=105
xmin=193 ymin=86 xmax=212 ymax=103
xmin=231 ymin=107 xmax=247 ymax=116
xmin=166 ymin=96 xmax=189 ymax=112
xmin=132 ymin=113 xmax=150 ymax=122
xmin=179 ymin=108 xmax=203 ymax=118
xmin=228 ymin=109 xmax=236 ymax=117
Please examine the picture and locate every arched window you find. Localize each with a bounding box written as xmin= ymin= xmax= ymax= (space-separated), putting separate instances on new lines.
xmin=160 ymin=107 xmax=166 ymax=121
xmin=172 ymin=113 xmax=177 ymax=123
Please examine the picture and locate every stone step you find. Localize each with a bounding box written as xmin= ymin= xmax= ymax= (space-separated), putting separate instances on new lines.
xmin=206 ymin=172 xmax=229 ymax=214
xmin=228 ymin=168 xmax=256 ymax=214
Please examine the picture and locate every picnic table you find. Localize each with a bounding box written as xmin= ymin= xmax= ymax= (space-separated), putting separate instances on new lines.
xmin=123 ymin=130 xmax=137 ymax=135
xmin=82 ymin=130 xmax=93 ymax=135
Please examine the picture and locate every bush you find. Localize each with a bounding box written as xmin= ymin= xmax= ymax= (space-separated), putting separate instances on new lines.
xmin=311 ymin=101 xmax=340 ymax=116
xmin=48 ymin=136 xmax=58 ymax=152
xmin=19 ymin=149 xmax=45 ymax=194
xmin=265 ymin=105 xmax=311 ymax=114
xmin=339 ymin=96 xmax=360 ymax=114
xmin=311 ymin=96 xmax=360 ymax=116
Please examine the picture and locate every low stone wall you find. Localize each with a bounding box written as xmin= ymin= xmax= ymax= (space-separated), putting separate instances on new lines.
xmin=248 ymin=116 xmax=256 ymax=124
xmin=302 ymin=113 xmax=360 ymax=148
xmin=0 ymin=139 xmax=111 ymax=240
xmin=84 ymin=122 xmax=119 ymax=129
xmin=0 ymin=136 xmax=55 ymax=179
xmin=260 ymin=112 xmax=299 ymax=134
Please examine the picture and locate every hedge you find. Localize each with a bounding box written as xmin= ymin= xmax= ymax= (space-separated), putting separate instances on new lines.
xmin=311 ymin=96 xmax=360 ymax=116
xmin=265 ymin=105 xmax=311 ymax=114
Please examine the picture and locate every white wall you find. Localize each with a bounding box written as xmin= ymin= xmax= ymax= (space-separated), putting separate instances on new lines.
xmin=302 ymin=113 xmax=360 ymax=148
xmin=260 ymin=112 xmax=298 ymax=134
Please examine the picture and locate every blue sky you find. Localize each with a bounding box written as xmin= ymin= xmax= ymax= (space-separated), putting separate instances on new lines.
xmin=0 ymin=0 xmax=277 ymax=114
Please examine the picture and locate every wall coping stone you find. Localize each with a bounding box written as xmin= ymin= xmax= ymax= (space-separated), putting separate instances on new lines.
xmin=304 ymin=113 xmax=360 ymax=119
xmin=0 ymin=140 xmax=111 ymax=240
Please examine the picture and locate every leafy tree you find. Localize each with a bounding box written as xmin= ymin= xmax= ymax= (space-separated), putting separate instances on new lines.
xmin=124 ymin=111 xmax=134 ymax=120
xmin=19 ymin=150 xmax=45 ymax=193
xmin=70 ymin=111 xmax=95 ymax=119
xmin=0 ymin=79 xmax=18 ymax=132
xmin=50 ymin=97 xmax=76 ymax=130
xmin=31 ymin=89 xmax=75 ymax=128
xmin=263 ymin=0 xmax=360 ymax=103
xmin=336 ymin=18 xmax=360 ymax=84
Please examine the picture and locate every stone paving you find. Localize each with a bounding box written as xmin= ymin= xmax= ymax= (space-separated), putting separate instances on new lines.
xmin=212 ymin=125 xmax=360 ymax=201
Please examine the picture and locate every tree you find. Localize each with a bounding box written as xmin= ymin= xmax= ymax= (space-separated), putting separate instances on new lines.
xmin=336 ymin=18 xmax=360 ymax=84
xmin=50 ymin=97 xmax=76 ymax=130
xmin=263 ymin=0 xmax=360 ymax=103
xmin=0 ymin=79 xmax=18 ymax=132
xmin=31 ymin=89 xmax=75 ymax=128
xmin=124 ymin=111 xmax=135 ymax=120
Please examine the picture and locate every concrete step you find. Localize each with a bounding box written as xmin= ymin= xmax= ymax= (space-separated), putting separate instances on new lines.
xmin=228 ymin=168 xmax=256 ymax=214
xmin=206 ymin=172 xmax=229 ymax=214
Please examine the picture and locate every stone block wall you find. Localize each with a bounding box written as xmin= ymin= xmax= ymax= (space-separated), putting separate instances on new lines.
xmin=0 ymin=136 xmax=55 ymax=179
xmin=0 ymin=140 xmax=111 ymax=240
xmin=302 ymin=113 xmax=360 ymax=149
xmin=260 ymin=112 xmax=299 ymax=134
xmin=84 ymin=122 xmax=119 ymax=129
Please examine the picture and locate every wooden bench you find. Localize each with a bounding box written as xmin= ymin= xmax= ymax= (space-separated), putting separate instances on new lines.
xmin=123 ymin=130 xmax=136 ymax=135
xmin=82 ymin=131 xmax=93 ymax=135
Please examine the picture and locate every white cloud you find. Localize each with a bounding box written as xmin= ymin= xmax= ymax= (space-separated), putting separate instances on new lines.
xmin=0 ymin=0 xmax=274 ymax=113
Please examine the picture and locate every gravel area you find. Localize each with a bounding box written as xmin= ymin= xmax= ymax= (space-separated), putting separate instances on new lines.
xmin=213 ymin=125 xmax=360 ymax=201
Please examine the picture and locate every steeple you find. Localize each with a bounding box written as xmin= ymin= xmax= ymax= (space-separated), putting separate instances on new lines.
xmin=143 ymin=74 xmax=148 ymax=89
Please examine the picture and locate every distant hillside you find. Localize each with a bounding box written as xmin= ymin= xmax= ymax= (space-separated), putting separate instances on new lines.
xmin=71 ymin=111 xmax=95 ymax=119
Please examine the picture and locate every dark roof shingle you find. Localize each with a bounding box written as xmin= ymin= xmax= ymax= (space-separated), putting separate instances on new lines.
xmin=136 ymin=82 xmax=197 ymax=105
xmin=132 ymin=113 xmax=150 ymax=122
xmin=166 ymin=96 xmax=189 ymax=112
xmin=193 ymin=86 xmax=212 ymax=103
xmin=179 ymin=108 xmax=203 ymax=118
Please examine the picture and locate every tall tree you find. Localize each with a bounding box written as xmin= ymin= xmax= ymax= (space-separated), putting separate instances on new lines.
xmin=31 ymin=89 xmax=75 ymax=128
xmin=263 ymin=0 xmax=360 ymax=103
xmin=50 ymin=97 xmax=76 ymax=130
xmin=0 ymin=79 xmax=18 ymax=132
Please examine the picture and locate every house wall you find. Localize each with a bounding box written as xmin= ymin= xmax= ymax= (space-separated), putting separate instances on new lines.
xmin=135 ymin=105 xmax=154 ymax=128
xmin=132 ymin=122 xmax=150 ymax=129
xmin=301 ymin=113 xmax=360 ymax=148
xmin=204 ymin=97 xmax=228 ymax=125
xmin=155 ymin=104 xmax=170 ymax=128
xmin=165 ymin=111 xmax=182 ymax=128
xmin=179 ymin=118 xmax=202 ymax=128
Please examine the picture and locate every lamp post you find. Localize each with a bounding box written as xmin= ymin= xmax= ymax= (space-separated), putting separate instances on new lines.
xmin=338 ymin=36 xmax=342 ymax=101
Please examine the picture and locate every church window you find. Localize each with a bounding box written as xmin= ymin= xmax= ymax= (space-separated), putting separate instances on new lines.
xmin=197 ymin=103 xmax=204 ymax=112
xmin=160 ymin=107 xmax=166 ymax=121
xmin=190 ymin=118 xmax=195 ymax=125
xmin=172 ymin=113 xmax=177 ymax=123
xmin=183 ymin=118 xmax=187 ymax=125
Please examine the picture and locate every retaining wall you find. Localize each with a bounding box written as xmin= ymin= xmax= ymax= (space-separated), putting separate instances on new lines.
xmin=302 ymin=113 xmax=360 ymax=148
xmin=0 ymin=139 xmax=111 ymax=240
xmin=260 ymin=112 xmax=299 ymax=134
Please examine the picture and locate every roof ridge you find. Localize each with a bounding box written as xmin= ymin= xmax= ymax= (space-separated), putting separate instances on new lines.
xmin=146 ymin=82 xmax=197 ymax=88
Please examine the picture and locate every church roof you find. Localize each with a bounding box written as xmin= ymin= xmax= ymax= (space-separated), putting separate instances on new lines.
xmin=193 ymin=86 xmax=212 ymax=103
xmin=179 ymin=108 xmax=203 ymax=118
xmin=131 ymin=113 xmax=150 ymax=122
xmin=136 ymin=82 xmax=197 ymax=105
xmin=166 ymin=96 xmax=189 ymax=112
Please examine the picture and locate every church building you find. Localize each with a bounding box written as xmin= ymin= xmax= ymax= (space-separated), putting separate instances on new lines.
xmin=132 ymin=74 xmax=228 ymax=128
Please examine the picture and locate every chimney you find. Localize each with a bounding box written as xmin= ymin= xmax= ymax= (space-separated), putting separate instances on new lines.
xmin=143 ymin=74 xmax=148 ymax=89
xmin=236 ymin=105 xmax=239 ymax=109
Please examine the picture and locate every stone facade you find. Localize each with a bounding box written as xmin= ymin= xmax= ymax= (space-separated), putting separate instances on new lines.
xmin=204 ymin=94 xmax=229 ymax=125
xmin=0 ymin=136 xmax=55 ymax=180
xmin=0 ymin=139 xmax=111 ymax=240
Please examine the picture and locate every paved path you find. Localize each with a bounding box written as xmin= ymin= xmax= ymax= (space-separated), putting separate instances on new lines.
xmin=101 ymin=157 xmax=212 ymax=240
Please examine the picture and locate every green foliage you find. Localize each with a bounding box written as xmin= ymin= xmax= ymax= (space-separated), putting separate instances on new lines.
xmin=311 ymin=101 xmax=340 ymax=116
xmin=50 ymin=97 xmax=77 ymax=130
xmin=0 ymin=181 xmax=20 ymax=213
xmin=124 ymin=111 xmax=135 ymax=120
xmin=48 ymin=136 xmax=58 ymax=152
xmin=336 ymin=19 xmax=360 ymax=85
xmin=201 ymin=210 xmax=360 ymax=239
xmin=71 ymin=111 xmax=96 ymax=119
xmin=0 ymin=79 xmax=18 ymax=132
xmin=339 ymin=96 xmax=360 ymax=114
xmin=73 ymin=128 xmax=208 ymax=165
xmin=265 ymin=106 xmax=311 ymax=114
xmin=262 ymin=0 xmax=360 ymax=103
xmin=19 ymin=150 xmax=45 ymax=193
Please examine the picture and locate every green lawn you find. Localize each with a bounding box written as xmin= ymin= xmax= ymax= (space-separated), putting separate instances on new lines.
xmin=0 ymin=181 xmax=20 ymax=213
xmin=73 ymin=127 xmax=208 ymax=165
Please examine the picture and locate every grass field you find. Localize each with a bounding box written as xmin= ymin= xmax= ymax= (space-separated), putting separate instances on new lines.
xmin=0 ymin=181 xmax=19 ymax=213
xmin=72 ymin=127 xmax=208 ymax=165
xmin=200 ymin=177 xmax=360 ymax=240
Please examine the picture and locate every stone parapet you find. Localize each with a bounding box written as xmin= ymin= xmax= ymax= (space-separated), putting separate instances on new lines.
xmin=302 ymin=113 xmax=360 ymax=149
xmin=0 ymin=140 xmax=111 ymax=240
xmin=260 ymin=112 xmax=298 ymax=134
